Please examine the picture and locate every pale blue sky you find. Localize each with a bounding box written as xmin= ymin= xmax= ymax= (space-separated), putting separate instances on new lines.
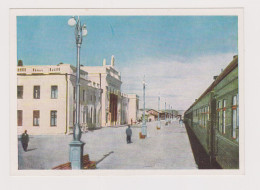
xmin=17 ymin=16 xmax=237 ymax=67
xmin=17 ymin=16 xmax=238 ymax=110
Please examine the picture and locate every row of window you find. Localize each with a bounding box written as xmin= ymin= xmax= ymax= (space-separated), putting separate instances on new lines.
xmin=76 ymin=88 xmax=95 ymax=102
xmin=217 ymin=95 xmax=239 ymax=140
xmin=17 ymin=85 xmax=58 ymax=99
xmin=18 ymin=85 xmax=96 ymax=102
xmin=18 ymin=108 xmax=98 ymax=127
xmin=72 ymin=106 xmax=96 ymax=125
xmin=193 ymin=94 xmax=239 ymax=140
xmin=195 ymin=106 xmax=210 ymax=127
xmin=17 ymin=110 xmax=57 ymax=126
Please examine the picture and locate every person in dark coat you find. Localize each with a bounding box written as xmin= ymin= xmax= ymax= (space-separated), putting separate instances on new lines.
xmin=21 ymin=130 xmax=29 ymax=152
xmin=126 ymin=125 xmax=132 ymax=144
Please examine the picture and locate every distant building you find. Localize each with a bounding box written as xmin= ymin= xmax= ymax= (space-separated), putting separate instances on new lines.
xmin=147 ymin=109 xmax=159 ymax=122
xmin=138 ymin=108 xmax=177 ymax=122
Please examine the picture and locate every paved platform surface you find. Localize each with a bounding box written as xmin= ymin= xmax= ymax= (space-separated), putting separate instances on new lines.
xmin=18 ymin=120 xmax=197 ymax=169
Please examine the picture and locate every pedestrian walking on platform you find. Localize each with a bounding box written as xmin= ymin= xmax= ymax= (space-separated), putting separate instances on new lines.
xmin=126 ymin=125 xmax=132 ymax=144
xmin=180 ymin=119 xmax=183 ymax=127
xmin=21 ymin=130 xmax=29 ymax=152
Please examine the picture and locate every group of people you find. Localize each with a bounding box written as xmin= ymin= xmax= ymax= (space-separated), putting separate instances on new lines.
xmin=21 ymin=121 xmax=184 ymax=149
xmin=20 ymin=127 xmax=133 ymax=152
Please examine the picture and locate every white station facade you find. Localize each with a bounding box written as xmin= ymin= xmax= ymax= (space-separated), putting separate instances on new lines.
xmin=17 ymin=56 xmax=139 ymax=135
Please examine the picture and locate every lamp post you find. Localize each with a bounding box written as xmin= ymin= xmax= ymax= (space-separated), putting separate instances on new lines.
xmin=171 ymin=106 xmax=173 ymax=122
xmin=157 ymin=94 xmax=161 ymax=129
xmin=165 ymin=101 xmax=166 ymax=121
xmin=141 ymin=76 xmax=147 ymax=137
xmin=169 ymin=104 xmax=170 ymax=123
xmin=68 ymin=16 xmax=88 ymax=169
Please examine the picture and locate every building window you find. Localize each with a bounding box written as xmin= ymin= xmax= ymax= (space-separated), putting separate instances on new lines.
xmin=91 ymin=107 xmax=93 ymax=124
xmin=94 ymin=108 xmax=96 ymax=124
xmin=33 ymin=86 xmax=40 ymax=99
xmin=17 ymin=86 xmax=23 ymax=99
xmin=73 ymin=87 xmax=76 ymax=100
xmin=83 ymin=107 xmax=86 ymax=123
xmin=50 ymin=111 xmax=57 ymax=126
xmin=222 ymin=100 xmax=226 ymax=134
xmin=33 ymin=110 xmax=40 ymax=126
xmin=83 ymin=90 xmax=85 ymax=101
xmin=232 ymin=95 xmax=238 ymax=139
xmin=51 ymin=86 xmax=58 ymax=99
xmin=17 ymin=110 xmax=23 ymax=126
xmin=73 ymin=110 xmax=76 ymax=125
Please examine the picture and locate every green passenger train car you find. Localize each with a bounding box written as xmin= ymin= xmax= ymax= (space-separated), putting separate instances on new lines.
xmin=184 ymin=55 xmax=239 ymax=169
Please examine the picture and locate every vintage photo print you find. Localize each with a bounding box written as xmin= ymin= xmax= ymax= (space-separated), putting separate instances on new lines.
xmin=10 ymin=8 xmax=244 ymax=175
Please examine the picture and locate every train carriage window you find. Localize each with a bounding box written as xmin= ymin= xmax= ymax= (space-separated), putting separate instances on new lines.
xmin=203 ymin=107 xmax=206 ymax=127
xmin=198 ymin=109 xmax=200 ymax=124
xmin=237 ymin=94 xmax=239 ymax=142
xmin=222 ymin=100 xmax=226 ymax=134
xmin=201 ymin=108 xmax=203 ymax=127
xmin=202 ymin=107 xmax=204 ymax=127
xmin=198 ymin=109 xmax=200 ymax=125
xmin=217 ymin=101 xmax=222 ymax=132
xmin=232 ymin=95 xmax=238 ymax=139
xmin=207 ymin=106 xmax=210 ymax=121
xmin=200 ymin=108 xmax=202 ymax=126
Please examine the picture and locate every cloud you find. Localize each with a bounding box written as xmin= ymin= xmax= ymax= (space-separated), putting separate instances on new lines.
xmin=120 ymin=53 xmax=236 ymax=110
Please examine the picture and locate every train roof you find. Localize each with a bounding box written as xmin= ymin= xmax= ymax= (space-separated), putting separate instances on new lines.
xmin=185 ymin=55 xmax=238 ymax=114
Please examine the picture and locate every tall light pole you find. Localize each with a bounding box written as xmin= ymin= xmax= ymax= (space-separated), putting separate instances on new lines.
xmin=169 ymin=104 xmax=170 ymax=123
xmin=68 ymin=16 xmax=88 ymax=169
xmin=171 ymin=105 xmax=173 ymax=121
xmin=157 ymin=94 xmax=161 ymax=129
xmin=165 ymin=101 xmax=166 ymax=121
xmin=141 ymin=76 xmax=147 ymax=137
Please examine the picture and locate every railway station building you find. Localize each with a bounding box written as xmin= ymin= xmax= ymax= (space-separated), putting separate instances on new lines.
xmin=17 ymin=56 xmax=139 ymax=135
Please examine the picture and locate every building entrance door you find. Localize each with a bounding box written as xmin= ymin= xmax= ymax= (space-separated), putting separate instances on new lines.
xmin=109 ymin=94 xmax=118 ymax=125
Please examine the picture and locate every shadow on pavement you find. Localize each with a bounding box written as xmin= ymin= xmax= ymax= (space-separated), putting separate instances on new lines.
xmin=26 ymin=148 xmax=37 ymax=152
xmin=96 ymin=151 xmax=114 ymax=165
xmin=185 ymin=124 xmax=221 ymax=169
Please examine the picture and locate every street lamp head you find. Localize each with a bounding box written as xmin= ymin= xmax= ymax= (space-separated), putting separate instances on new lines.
xmin=82 ymin=24 xmax=88 ymax=36
xmin=68 ymin=16 xmax=77 ymax=27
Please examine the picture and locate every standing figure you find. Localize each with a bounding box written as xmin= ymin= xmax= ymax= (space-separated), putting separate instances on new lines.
xmin=126 ymin=125 xmax=132 ymax=144
xmin=180 ymin=119 xmax=183 ymax=127
xmin=21 ymin=130 xmax=29 ymax=152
